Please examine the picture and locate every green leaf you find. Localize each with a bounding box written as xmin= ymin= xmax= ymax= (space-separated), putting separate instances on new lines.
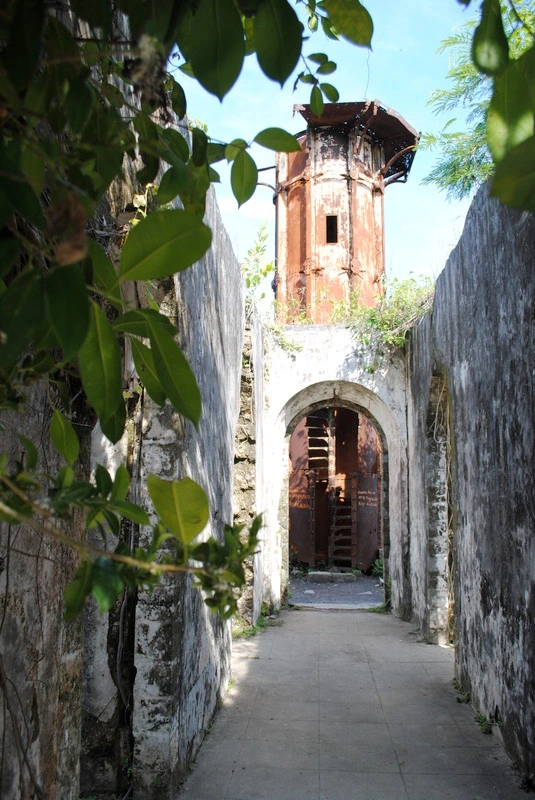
xmin=69 ymin=0 xmax=113 ymax=35
xmin=65 ymin=78 xmax=94 ymax=134
xmin=64 ymin=560 xmax=93 ymax=620
xmin=0 ymin=238 xmax=21 ymax=279
xmin=100 ymin=82 xmax=125 ymax=108
xmin=517 ymin=47 xmax=535 ymax=110
xmin=0 ymin=269 xmax=44 ymax=369
xmin=231 ymin=150 xmax=258 ymax=207
xmin=45 ymin=15 xmax=81 ymax=70
xmin=490 ymin=135 xmax=535 ymax=211
xmin=110 ymin=463 xmax=130 ymax=502
xmin=321 ymin=15 xmax=339 ymax=40
xmin=298 ymin=73 xmax=317 ymax=85
xmin=119 ymin=210 xmax=212 ymax=281
xmin=254 ymin=0 xmax=303 ymax=86
xmin=147 ymin=475 xmax=209 ymax=544
xmin=131 ymin=338 xmax=167 ymax=406
xmin=45 ymin=264 xmax=90 ymax=362
xmin=57 ymin=465 xmax=75 ymax=489
xmin=134 ymin=110 xmax=161 ymax=184
xmin=20 ymin=144 xmax=45 ymax=197
xmin=320 ymin=82 xmax=340 ymax=102
xmin=487 ymin=60 xmax=534 ymax=163
xmin=317 ymin=61 xmax=336 ymax=75
xmin=95 ymin=464 xmax=113 ymax=497
xmin=18 ymin=435 xmax=38 ymax=471
xmin=109 ymin=500 xmax=150 ymax=525
xmin=169 ymin=77 xmax=187 ymax=119
xmin=310 ymin=85 xmax=324 ymax=116
xmin=254 ymin=127 xmax=301 ymax=152
xmin=189 ymin=0 xmax=245 ymax=100
xmin=113 ymin=308 xmax=177 ymax=338
xmin=146 ymin=320 xmax=202 ymax=425
xmin=91 ymin=558 xmax=124 ymax=614
xmin=472 ymin=0 xmax=508 ymax=75
xmin=100 ymin=398 xmax=126 ymax=444
xmin=82 ymin=42 xmax=101 ymax=67
xmin=179 ymin=163 xmax=211 ymax=217
xmin=192 ymin=127 xmax=208 ymax=167
xmin=134 ymin=111 xmax=160 ymax=145
xmin=308 ymin=52 xmax=328 ymax=65
xmin=78 ymin=301 xmax=123 ymax=426
xmin=158 ymin=164 xmax=187 ymax=205
xmin=207 ymin=143 xmax=227 ymax=164
xmin=225 ymin=139 xmax=247 ymax=162
xmin=322 ymin=0 xmax=373 ymax=47
xmin=0 ymin=147 xmax=45 ymax=229
xmin=50 ymin=410 xmax=80 ymax=466
xmin=87 ymin=239 xmax=122 ymax=310
xmin=161 ymin=127 xmax=190 ymax=162
xmin=244 ymin=16 xmax=255 ymax=55
xmin=5 ymin=0 xmax=45 ymax=91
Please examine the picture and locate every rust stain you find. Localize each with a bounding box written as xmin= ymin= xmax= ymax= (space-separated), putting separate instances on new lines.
xmin=275 ymin=100 xmax=418 ymax=323
xmin=289 ymin=407 xmax=382 ymax=571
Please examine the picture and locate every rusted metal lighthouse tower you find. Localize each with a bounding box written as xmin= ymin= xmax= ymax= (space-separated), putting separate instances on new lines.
xmin=279 ymin=100 xmax=418 ymax=572
xmin=274 ymin=100 xmax=418 ymax=322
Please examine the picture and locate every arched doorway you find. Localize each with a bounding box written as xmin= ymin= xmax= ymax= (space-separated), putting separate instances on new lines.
xmin=289 ymin=405 xmax=382 ymax=572
xmin=267 ymin=379 xmax=407 ymax=614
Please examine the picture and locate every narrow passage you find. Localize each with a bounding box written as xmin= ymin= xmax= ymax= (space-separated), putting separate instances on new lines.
xmin=179 ymin=609 xmax=526 ymax=800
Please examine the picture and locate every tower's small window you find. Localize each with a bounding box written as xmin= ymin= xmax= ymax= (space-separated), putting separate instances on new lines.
xmin=326 ymin=215 xmax=338 ymax=243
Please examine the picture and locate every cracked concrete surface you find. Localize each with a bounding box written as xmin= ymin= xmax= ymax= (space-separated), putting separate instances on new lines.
xmin=179 ymin=608 xmax=528 ymax=800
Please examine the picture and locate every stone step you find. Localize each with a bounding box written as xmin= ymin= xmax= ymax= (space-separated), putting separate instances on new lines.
xmin=307 ymin=571 xmax=357 ymax=583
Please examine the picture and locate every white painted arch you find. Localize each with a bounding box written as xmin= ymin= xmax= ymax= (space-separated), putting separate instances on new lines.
xmin=254 ymin=322 xmax=410 ymax=617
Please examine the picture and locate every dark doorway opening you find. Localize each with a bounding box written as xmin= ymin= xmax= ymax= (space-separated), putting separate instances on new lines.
xmin=289 ymin=406 xmax=382 ymax=571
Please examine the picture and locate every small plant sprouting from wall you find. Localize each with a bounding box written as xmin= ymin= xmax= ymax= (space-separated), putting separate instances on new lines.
xmin=368 ymin=577 xmax=392 ymax=614
xmin=350 ymin=276 xmax=435 ymax=370
xmin=371 ymin=556 xmax=384 ymax=577
xmin=267 ymin=323 xmax=304 ymax=357
xmin=242 ymin=223 xmax=275 ymax=318
xmin=475 ymin=712 xmax=492 ymax=735
xmin=453 ymin=679 xmax=471 ymax=705
xmin=232 ymin=603 xmax=279 ymax=639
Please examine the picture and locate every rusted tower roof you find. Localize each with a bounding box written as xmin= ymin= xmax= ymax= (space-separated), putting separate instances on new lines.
xmin=294 ymin=99 xmax=419 ymax=185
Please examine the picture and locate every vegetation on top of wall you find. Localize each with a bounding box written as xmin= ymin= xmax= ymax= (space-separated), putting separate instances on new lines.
xmin=242 ymin=223 xmax=274 ymax=318
xmin=348 ymin=276 xmax=435 ymax=371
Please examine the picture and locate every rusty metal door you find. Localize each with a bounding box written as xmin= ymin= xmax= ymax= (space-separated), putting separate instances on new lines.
xmin=356 ymin=473 xmax=379 ymax=571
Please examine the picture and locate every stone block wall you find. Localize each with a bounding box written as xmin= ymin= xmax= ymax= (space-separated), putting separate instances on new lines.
xmin=407 ymin=186 xmax=535 ymax=774
xmin=0 ymin=386 xmax=93 ymax=799
xmin=233 ymin=323 xmax=257 ymax=622
xmin=81 ymin=187 xmax=244 ymax=798
xmin=133 ymin=187 xmax=244 ymax=796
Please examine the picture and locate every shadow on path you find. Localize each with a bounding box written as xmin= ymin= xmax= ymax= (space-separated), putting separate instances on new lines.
xmin=179 ymin=608 xmax=527 ymax=800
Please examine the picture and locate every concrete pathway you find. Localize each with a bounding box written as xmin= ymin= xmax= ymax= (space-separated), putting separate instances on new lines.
xmin=289 ymin=574 xmax=384 ymax=609
xmin=179 ymin=608 xmax=528 ymax=800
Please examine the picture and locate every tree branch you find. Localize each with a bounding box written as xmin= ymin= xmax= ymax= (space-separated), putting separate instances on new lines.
xmin=0 ymin=476 xmax=206 ymax=577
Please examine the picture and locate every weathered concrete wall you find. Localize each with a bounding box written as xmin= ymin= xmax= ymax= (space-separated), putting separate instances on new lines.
xmin=0 ymin=387 xmax=92 ymax=800
xmin=233 ymin=323 xmax=257 ymax=622
xmin=81 ymin=186 xmax=244 ymax=797
xmin=407 ymin=186 xmax=535 ymax=774
xmin=255 ymin=321 xmax=410 ymax=616
xmin=133 ymin=187 xmax=244 ymax=796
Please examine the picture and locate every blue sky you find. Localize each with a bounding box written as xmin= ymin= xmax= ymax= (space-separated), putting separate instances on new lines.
xmin=173 ymin=1 xmax=478 ymax=282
